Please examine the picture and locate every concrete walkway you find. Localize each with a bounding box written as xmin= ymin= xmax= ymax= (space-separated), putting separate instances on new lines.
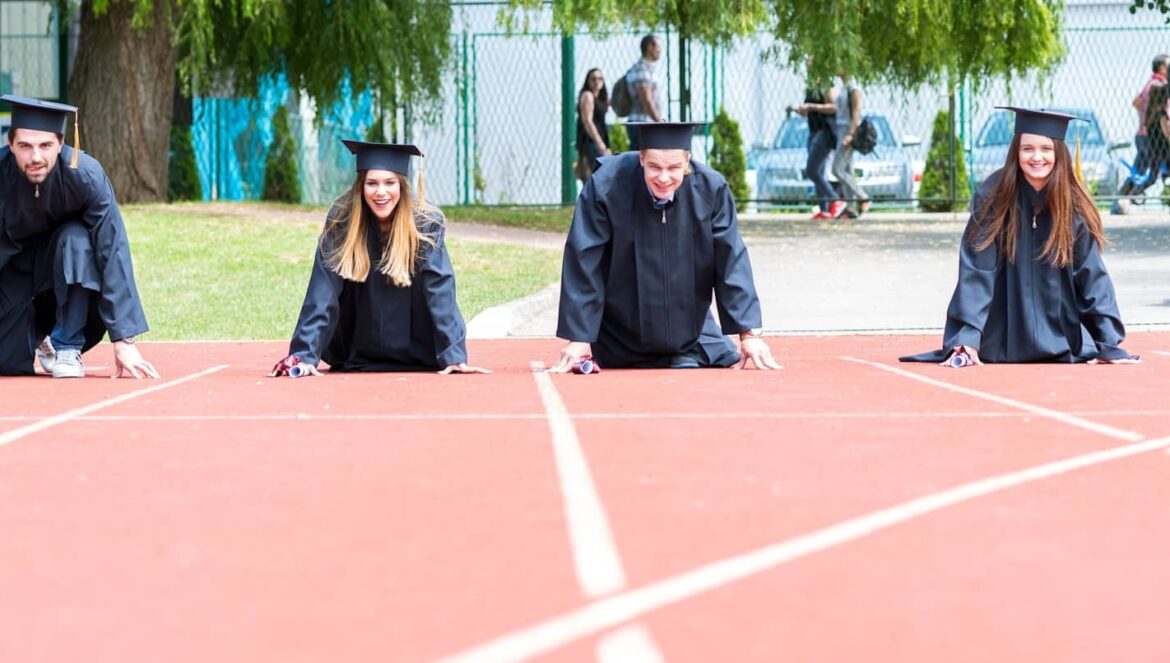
xmin=471 ymin=211 xmax=1170 ymax=339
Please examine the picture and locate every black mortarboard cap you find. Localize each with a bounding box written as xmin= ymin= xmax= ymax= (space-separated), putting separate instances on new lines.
xmin=341 ymin=139 xmax=424 ymax=175
xmin=626 ymin=121 xmax=707 ymax=150
xmin=2 ymin=94 xmax=77 ymax=134
xmin=995 ymin=106 xmax=1083 ymax=140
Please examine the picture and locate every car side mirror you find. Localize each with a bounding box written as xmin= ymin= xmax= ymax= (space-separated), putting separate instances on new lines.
xmin=1107 ymin=141 xmax=1132 ymax=153
xmin=901 ymin=135 xmax=922 ymax=148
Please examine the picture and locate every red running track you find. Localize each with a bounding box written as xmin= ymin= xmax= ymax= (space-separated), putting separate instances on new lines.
xmin=0 ymin=333 xmax=1168 ymax=662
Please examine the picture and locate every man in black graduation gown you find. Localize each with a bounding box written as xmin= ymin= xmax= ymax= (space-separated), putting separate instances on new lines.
xmin=549 ymin=122 xmax=781 ymax=372
xmin=0 ymin=95 xmax=156 ymax=378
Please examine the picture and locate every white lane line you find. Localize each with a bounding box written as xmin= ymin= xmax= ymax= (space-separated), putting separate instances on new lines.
xmin=437 ymin=433 xmax=1170 ymax=663
xmin=530 ymin=362 xmax=627 ymax=597
xmin=0 ymin=365 xmax=230 ymax=449
xmin=596 ymin=625 xmax=664 ymax=663
xmin=3 ymin=409 xmax=1169 ymax=424
xmin=11 ymin=410 xmax=1170 ymax=423
xmin=531 ymin=363 xmax=664 ymax=663
xmin=1153 ymin=351 xmax=1170 ymax=357
xmin=840 ymin=357 xmax=1144 ymax=442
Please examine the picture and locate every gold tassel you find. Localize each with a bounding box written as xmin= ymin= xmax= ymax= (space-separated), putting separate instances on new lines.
xmin=416 ymin=160 xmax=426 ymax=208
xmin=70 ymin=109 xmax=80 ymax=169
xmin=1074 ymin=123 xmax=1082 ymax=183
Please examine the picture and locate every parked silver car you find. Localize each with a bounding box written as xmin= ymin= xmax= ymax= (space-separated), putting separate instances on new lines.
xmin=969 ymin=107 xmax=1127 ymax=196
xmin=755 ymin=114 xmax=919 ymax=205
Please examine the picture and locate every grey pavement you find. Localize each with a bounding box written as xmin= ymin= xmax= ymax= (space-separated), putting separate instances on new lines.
xmin=474 ymin=211 xmax=1170 ymax=338
xmin=445 ymin=220 xmax=566 ymax=250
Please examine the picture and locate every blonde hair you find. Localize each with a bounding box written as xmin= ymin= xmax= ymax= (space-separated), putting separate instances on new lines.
xmin=324 ymin=171 xmax=436 ymax=286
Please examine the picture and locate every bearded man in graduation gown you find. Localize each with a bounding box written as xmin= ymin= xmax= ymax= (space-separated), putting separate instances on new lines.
xmin=0 ymin=95 xmax=156 ymax=378
xmin=901 ymin=107 xmax=1138 ymax=366
xmin=548 ymin=122 xmax=781 ymax=372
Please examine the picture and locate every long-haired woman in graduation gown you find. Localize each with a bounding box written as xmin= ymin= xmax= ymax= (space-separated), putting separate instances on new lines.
xmin=271 ymin=141 xmax=487 ymax=376
xmin=902 ymin=107 xmax=1138 ymax=366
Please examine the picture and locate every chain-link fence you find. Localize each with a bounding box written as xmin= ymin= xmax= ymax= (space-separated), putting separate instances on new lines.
xmin=4 ymin=1 xmax=1170 ymax=210
xmin=0 ymin=0 xmax=65 ymax=100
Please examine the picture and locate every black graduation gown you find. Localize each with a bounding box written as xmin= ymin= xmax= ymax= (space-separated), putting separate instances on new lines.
xmin=902 ymin=170 xmax=1134 ymax=364
xmin=0 ymin=146 xmax=148 ymax=372
xmin=557 ymin=152 xmax=763 ymax=368
xmin=287 ymin=208 xmax=468 ymax=372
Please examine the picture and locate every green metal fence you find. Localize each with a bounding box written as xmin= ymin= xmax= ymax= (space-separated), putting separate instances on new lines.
xmin=4 ymin=0 xmax=1170 ymax=210
xmin=0 ymin=0 xmax=67 ymax=102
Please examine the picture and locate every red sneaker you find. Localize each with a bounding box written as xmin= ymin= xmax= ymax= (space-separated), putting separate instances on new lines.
xmin=810 ymin=209 xmax=830 ymax=219
xmin=829 ymin=200 xmax=847 ymax=219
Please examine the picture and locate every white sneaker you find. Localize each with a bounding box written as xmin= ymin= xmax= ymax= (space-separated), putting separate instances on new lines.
xmin=51 ymin=349 xmax=84 ymax=378
xmin=36 ymin=337 xmax=56 ymax=373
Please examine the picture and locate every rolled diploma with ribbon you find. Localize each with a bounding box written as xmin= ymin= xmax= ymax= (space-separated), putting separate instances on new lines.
xmin=571 ymin=355 xmax=600 ymax=374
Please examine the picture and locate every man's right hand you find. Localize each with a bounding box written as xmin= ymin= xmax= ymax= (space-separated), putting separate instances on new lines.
xmin=113 ymin=340 xmax=160 ymax=379
xmin=548 ymin=341 xmax=592 ymax=373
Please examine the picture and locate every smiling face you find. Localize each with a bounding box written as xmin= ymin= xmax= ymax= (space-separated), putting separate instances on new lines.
xmin=1017 ymin=132 xmax=1056 ymax=189
xmin=640 ymin=148 xmax=689 ymax=200
xmin=362 ymin=169 xmax=401 ymax=220
xmin=9 ymin=128 xmax=62 ymax=185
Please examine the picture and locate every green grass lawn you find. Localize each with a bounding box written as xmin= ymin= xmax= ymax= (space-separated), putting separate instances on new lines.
xmin=124 ymin=203 xmax=561 ymax=340
xmin=444 ymin=205 xmax=574 ymax=233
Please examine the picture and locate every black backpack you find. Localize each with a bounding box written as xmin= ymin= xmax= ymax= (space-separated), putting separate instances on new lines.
xmin=610 ymin=72 xmax=633 ymax=117
xmin=846 ymin=85 xmax=878 ymax=155
xmin=852 ymin=117 xmax=878 ymax=155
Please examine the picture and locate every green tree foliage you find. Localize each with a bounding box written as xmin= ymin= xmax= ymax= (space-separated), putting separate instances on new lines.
xmin=66 ymin=0 xmax=454 ymax=201
xmin=608 ymin=123 xmax=630 ymax=153
xmin=767 ymin=0 xmax=1066 ymax=91
xmin=366 ymin=114 xmax=387 ymax=143
xmin=510 ymin=0 xmax=1066 ymax=93
xmin=262 ymin=106 xmax=301 ymax=203
xmin=708 ymin=108 xmax=749 ymax=202
xmin=167 ymin=124 xmax=202 ymax=202
xmin=175 ymin=0 xmax=453 ymax=121
xmin=919 ymin=109 xmax=969 ymax=212
xmin=503 ymin=0 xmax=768 ymax=43
xmin=1132 ymin=0 xmax=1170 ymax=19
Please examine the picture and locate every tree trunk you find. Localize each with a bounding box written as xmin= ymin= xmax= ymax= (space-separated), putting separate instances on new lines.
xmin=68 ymin=0 xmax=177 ymax=203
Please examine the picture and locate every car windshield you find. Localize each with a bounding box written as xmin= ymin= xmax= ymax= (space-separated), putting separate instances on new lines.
xmin=975 ymin=109 xmax=1105 ymax=147
xmin=772 ymin=115 xmax=898 ymax=149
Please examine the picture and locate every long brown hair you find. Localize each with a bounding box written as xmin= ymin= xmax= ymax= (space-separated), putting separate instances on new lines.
xmin=1145 ymin=82 xmax=1169 ymax=129
xmin=578 ymin=68 xmax=609 ymax=105
xmin=323 ymin=171 xmax=435 ymax=286
xmin=972 ymin=132 xmax=1104 ymax=267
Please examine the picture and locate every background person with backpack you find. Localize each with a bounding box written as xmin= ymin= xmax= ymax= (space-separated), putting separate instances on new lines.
xmin=831 ymin=71 xmax=871 ymax=218
xmin=619 ymin=34 xmax=665 ymax=151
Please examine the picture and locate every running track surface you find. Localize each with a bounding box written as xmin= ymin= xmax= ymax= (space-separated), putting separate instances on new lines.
xmin=1 ymin=333 xmax=1169 ymax=662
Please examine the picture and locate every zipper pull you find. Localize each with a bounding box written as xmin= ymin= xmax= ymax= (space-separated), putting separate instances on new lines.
xmin=661 ymin=208 xmax=666 ymax=224
xmin=1032 ymin=213 xmax=1037 ymax=230
xmin=35 ymin=184 xmax=40 ymax=199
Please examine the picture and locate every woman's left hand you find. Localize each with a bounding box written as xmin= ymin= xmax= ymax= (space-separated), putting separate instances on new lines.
xmin=438 ymin=363 xmax=492 ymax=375
xmin=1088 ymin=357 xmax=1141 ymax=365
